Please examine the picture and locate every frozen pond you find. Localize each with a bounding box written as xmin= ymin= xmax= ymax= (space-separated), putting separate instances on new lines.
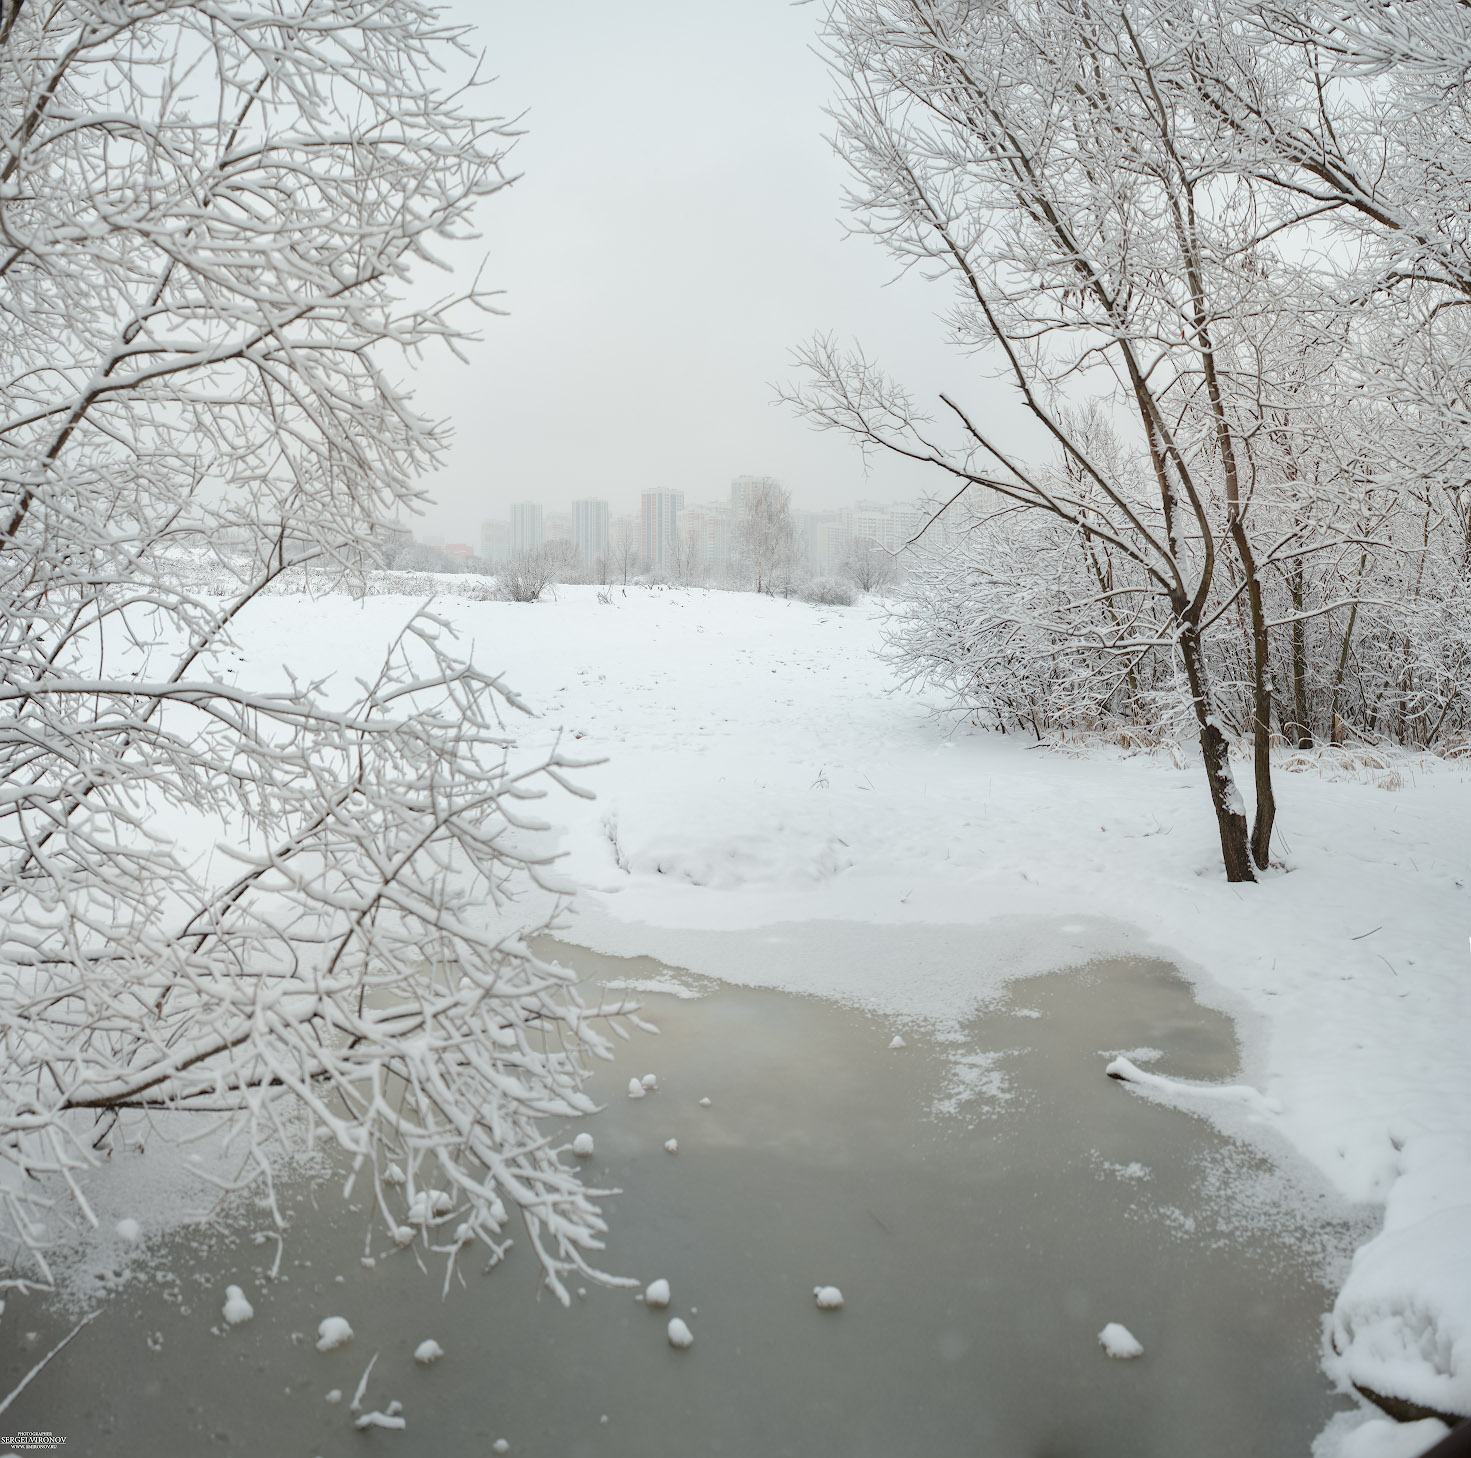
xmin=3 ymin=937 xmax=1368 ymax=1455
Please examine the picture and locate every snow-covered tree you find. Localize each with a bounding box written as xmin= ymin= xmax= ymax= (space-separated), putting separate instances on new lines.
xmin=0 ymin=0 xmax=629 ymax=1298
xmin=734 ymin=478 xmax=802 ymax=595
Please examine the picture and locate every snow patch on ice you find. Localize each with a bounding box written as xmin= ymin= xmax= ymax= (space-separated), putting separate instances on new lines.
xmin=413 ymin=1339 xmax=444 ymax=1365
xmin=221 ymin=1285 xmax=254 ymax=1325
xmin=571 ymin=1132 xmax=595 ymax=1158
xmin=644 ymin=1278 xmax=670 ymax=1308
xmin=315 ymin=1316 xmax=353 ymax=1352
xmin=814 ymin=1285 xmax=844 ymax=1310
xmin=666 ymin=1317 xmax=694 ymax=1348
xmin=1098 ymin=1322 xmax=1143 ymax=1359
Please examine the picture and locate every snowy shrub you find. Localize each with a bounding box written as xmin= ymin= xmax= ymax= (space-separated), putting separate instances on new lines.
xmin=802 ymin=578 xmax=858 ymax=607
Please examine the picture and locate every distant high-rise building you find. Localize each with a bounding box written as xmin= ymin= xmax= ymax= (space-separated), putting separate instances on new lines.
xmin=678 ymin=501 xmax=734 ymax=570
xmin=509 ymin=502 xmax=544 ymax=555
xmin=572 ymin=498 xmax=610 ymax=567
xmin=729 ymin=475 xmax=779 ymax=513
xmin=640 ymin=490 xmax=685 ymax=568
xmin=479 ymin=519 xmax=510 ymax=562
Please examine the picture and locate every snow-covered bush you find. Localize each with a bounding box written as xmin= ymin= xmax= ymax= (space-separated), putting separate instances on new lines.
xmin=802 ymin=578 xmax=858 ymax=607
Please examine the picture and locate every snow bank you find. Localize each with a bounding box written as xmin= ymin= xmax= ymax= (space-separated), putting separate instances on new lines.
xmin=1328 ymin=1134 xmax=1471 ymax=1420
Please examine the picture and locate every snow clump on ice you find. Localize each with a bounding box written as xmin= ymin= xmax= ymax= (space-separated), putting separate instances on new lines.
xmin=221 ymin=1285 xmax=254 ymax=1325
xmin=571 ymin=1132 xmax=595 ymax=1158
xmin=664 ymin=1138 xmax=679 ymax=1154
xmin=698 ymin=1097 xmax=711 ymax=1107
xmin=641 ymin=1073 xmax=658 ymax=1090
xmin=315 ymin=1316 xmax=354 ymax=1351
xmin=667 ymin=1317 xmax=694 ymax=1349
xmin=115 ymin=1218 xmax=141 ymax=1243
xmin=1098 ymin=1322 xmax=1144 ymax=1359
xmin=888 ymin=1034 xmax=906 ymax=1050
xmin=627 ymin=1078 xmax=646 ymax=1100
xmin=644 ymin=1278 xmax=671 ymax=1308
xmin=492 ymin=1440 xmax=510 ymax=1453
xmin=406 ymin=1189 xmax=453 ymax=1222
xmin=814 ymin=1286 xmax=844 ymax=1310
xmin=413 ymin=1339 xmax=444 ymax=1365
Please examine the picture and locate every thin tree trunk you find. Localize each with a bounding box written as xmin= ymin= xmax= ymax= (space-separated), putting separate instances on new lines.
xmin=1288 ymin=559 xmax=1312 ymax=748
xmin=1229 ymin=519 xmax=1276 ymax=867
xmin=1179 ymin=622 xmax=1255 ymax=882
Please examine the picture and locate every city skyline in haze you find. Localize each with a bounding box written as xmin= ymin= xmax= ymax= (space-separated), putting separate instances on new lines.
xmin=395 ymin=0 xmax=1020 ymax=542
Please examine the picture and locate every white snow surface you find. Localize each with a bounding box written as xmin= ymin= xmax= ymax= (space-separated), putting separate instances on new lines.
xmin=197 ymin=584 xmax=1471 ymax=1435
xmin=1098 ymin=1322 xmax=1144 ymax=1359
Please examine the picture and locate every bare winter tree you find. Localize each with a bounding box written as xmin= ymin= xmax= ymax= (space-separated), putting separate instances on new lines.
xmin=608 ymin=518 xmax=641 ymax=586
xmin=0 ymin=0 xmax=631 ymax=1297
xmin=785 ymin=0 xmax=1366 ymax=880
xmin=842 ymin=539 xmax=898 ymax=594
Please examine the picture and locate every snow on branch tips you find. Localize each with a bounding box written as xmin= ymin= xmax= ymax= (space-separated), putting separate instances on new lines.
xmin=0 ymin=1 xmax=624 ymax=1298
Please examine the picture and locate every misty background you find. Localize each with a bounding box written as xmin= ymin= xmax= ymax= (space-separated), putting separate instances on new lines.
xmin=405 ymin=0 xmax=1008 ymax=544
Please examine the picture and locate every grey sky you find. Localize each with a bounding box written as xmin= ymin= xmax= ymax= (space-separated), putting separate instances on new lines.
xmin=408 ymin=0 xmax=981 ymax=542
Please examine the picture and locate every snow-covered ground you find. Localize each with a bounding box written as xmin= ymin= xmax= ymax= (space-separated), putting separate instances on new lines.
xmin=206 ymin=581 xmax=1471 ymax=1452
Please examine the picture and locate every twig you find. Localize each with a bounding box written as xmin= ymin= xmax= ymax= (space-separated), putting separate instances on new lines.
xmin=0 ymin=1311 xmax=99 ymax=1416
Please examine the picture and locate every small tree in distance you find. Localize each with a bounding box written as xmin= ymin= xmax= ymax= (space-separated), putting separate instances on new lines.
xmin=842 ymin=541 xmax=898 ymax=594
xmin=735 ymin=478 xmax=803 ymax=594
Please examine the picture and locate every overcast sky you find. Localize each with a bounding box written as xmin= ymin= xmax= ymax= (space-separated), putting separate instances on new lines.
xmin=406 ymin=0 xmax=988 ymax=542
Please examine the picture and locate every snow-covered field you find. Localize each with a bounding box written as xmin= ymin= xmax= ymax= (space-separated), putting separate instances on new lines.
xmin=199 ymin=581 xmax=1471 ymax=1451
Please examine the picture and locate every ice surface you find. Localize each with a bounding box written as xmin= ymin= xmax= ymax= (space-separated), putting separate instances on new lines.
xmin=1098 ymin=1322 xmax=1144 ymax=1359
xmin=572 ymin=1132 xmax=595 ymax=1158
xmin=315 ymin=1316 xmax=354 ymax=1352
xmin=814 ymin=1286 xmax=844 ymax=1310
xmin=221 ymin=1285 xmax=254 ymax=1325
xmin=644 ymin=1278 xmax=671 ymax=1308
xmin=667 ymin=1317 xmax=694 ymax=1349
xmin=413 ymin=1339 xmax=444 ymax=1365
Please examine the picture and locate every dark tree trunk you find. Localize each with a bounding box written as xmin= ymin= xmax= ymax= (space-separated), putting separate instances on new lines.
xmin=1288 ymin=559 xmax=1313 ymax=749
xmin=1228 ymin=519 xmax=1276 ymax=869
xmin=1179 ymin=623 xmax=1255 ymax=882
